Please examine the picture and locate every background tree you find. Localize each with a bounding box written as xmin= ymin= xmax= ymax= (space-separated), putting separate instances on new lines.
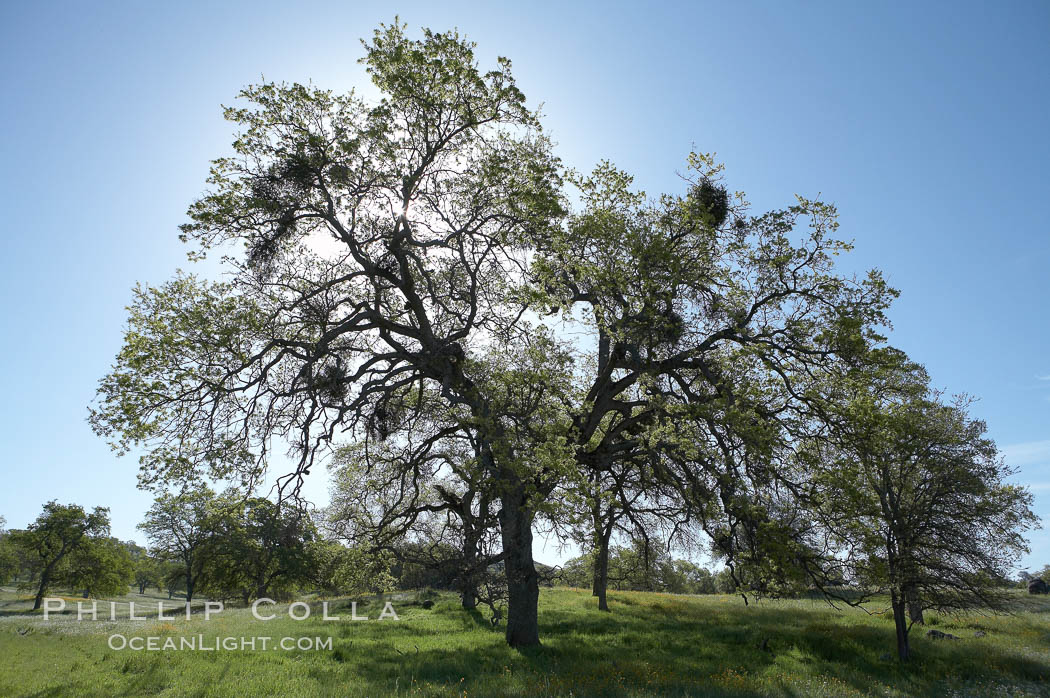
xmin=1025 ymin=564 xmax=1050 ymax=584
xmin=329 ymin=546 xmax=397 ymax=597
xmin=0 ymin=516 xmax=16 ymax=585
xmin=134 ymin=554 xmax=164 ymax=595
xmin=8 ymin=502 xmax=110 ymax=609
xmin=806 ymin=349 xmax=1038 ymax=661
xmin=308 ymin=538 xmax=395 ymax=597
xmin=714 ymin=567 xmax=738 ymax=594
xmin=162 ymin=562 xmax=186 ymax=599
xmin=554 ymin=546 xmax=720 ymax=595
xmin=324 ymin=387 xmax=504 ymax=612
xmin=203 ymin=495 xmax=317 ymax=603
xmin=138 ymin=487 xmax=218 ymax=603
xmin=65 ymin=537 xmax=135 ymax=598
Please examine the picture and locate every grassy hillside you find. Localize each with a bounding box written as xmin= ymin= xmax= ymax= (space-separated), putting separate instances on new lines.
xmin=2 ymin=586 xmax=1048 ymax=697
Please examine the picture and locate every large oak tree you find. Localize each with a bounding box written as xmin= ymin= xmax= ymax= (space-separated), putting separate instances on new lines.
xmin=92 ymin=23 xmax=894 ymax=646
xmin=92 ymin=22 xmax=565 ymax=646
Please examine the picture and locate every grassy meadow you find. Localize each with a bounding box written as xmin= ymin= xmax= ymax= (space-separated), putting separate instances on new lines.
xmin=2 ymin=586 xmax=1049 ymax=697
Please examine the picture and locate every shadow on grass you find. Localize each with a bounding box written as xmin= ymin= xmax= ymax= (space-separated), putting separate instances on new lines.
xmin=331 ymin=592 xmax=1050 ymax=697
xmin=10 ymin=590 xmax=1047 ymax=697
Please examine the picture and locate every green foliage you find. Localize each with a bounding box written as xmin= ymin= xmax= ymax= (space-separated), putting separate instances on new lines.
xmin=200 ymin=495 xmax=318 ymax=602
xmin=133 ymin=555 xmax=164 ymax=594
xmin=137 ymin=487 xmax=219 ymax=602
xmin=1029 ymin=564 xmax=1050 ymax=582
xmin=714 ymin=567 xmax=738 ymax=594
xmin=64 ymin=537 xmax=135 ymax=598
xmin=8 ymin=501 xmax=111 ymax=605
xmin=0 ymin=538 xmax=15 ymax=586
xmin=307 ymin=538 xmax=395 ymax=596
xmin=806 ymin=348 xmax=1039 ymax=659
xmin=0 ymin=516 xmax=15 ymax=585
xmin=333 ymin=546 xmax=396 ymax=596
xmin=556 ymin=545 xmax=722 ymax=595
xmin=138 ymin=487 xmax=322 ymax=603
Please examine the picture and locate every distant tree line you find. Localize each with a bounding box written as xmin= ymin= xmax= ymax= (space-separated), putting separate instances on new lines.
xmin=552 ymin=540 xmax=735 ymax=595
xmin=1 ymin=493 xmax=504 ymax=607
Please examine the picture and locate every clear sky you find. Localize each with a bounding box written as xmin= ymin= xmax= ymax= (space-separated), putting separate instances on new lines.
xmin=1 ymin=1 xmax=1047 ymax=570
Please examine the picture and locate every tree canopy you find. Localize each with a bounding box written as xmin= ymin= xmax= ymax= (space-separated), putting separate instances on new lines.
xmin=803 ymin=349 xmax=1037 ymax=660
xmin=9 ymin=501 xmax=111 ymax=609
xmin=88 ymin=20 xmax=1032 ymax=652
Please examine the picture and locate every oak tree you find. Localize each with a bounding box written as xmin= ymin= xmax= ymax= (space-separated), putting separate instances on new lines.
xmin=9 ymin=502 xmax=110 ymax=609
xmin=92 ymin=22 xmax=564 ymax=646
xmin=806 ymin=349 xmax=1037 ymax=661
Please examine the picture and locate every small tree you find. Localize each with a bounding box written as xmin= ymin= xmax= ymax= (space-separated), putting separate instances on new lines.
xmin=8 ymin=502 xmax=110 ymax=609
xmin=808 ymin=349 xmax=1038 ymax=661
xmin=134 ymin=555 xmax=163 ymax=595
xmin=162 ymin=562 xmax=186 ymax=599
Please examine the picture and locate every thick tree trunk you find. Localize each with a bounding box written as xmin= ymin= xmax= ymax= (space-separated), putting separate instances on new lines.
xmin=461 ymin=531 xmax=479 ymax=610
xmin=891 ymin=590 xmax=911 ymax=662
xmin=592 ymin=527 xmax=612 ymax=612
xmin=461 ymin=590 xmax=477 ymax=610
xmin=905 ymin=584 xmax=924 ymax=625
xmin=595 ymin=549 xmax=610 ymax=612
xmin=499 ymin=486 xmax=540 ymax=647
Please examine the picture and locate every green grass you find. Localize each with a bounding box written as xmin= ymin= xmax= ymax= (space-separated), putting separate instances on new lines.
xmin=2 ymin=586 xmax=1048 ymax=696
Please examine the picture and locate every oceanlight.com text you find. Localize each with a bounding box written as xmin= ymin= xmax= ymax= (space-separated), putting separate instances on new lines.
xmin=107 ymin=635 xmax=334 ymax=651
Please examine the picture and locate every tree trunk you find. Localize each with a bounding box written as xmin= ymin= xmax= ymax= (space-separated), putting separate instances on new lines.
xmin=461 ymin=530 xmax=479 ymax=610
xmin=891 ymin=590 xmax=911 ymax=662
xmin=595 ymin=551 xmax=610 ymax=611
xmin=592 ymin=527 xmax=611 ymax=612
xmin=32 ymin=569 xmax=52 ymax=611
xmin=184 ymin=567 xmax=195 ymax=604
xmin=499 ymin=485 xmax=540 ymax=647
xmin=461 ymin=589 xmax=477 ymax=610
xmin=591 ymin=503 xmax=601 ymax=597
xmin=905 ymin=584 xmax=924 ymax=625
xmin=253 ymin=577 xmax=270 ymax=604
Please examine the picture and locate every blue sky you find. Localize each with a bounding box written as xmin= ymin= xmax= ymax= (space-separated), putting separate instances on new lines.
xmin=1 ymin=1 xmax=1047 ymax=569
